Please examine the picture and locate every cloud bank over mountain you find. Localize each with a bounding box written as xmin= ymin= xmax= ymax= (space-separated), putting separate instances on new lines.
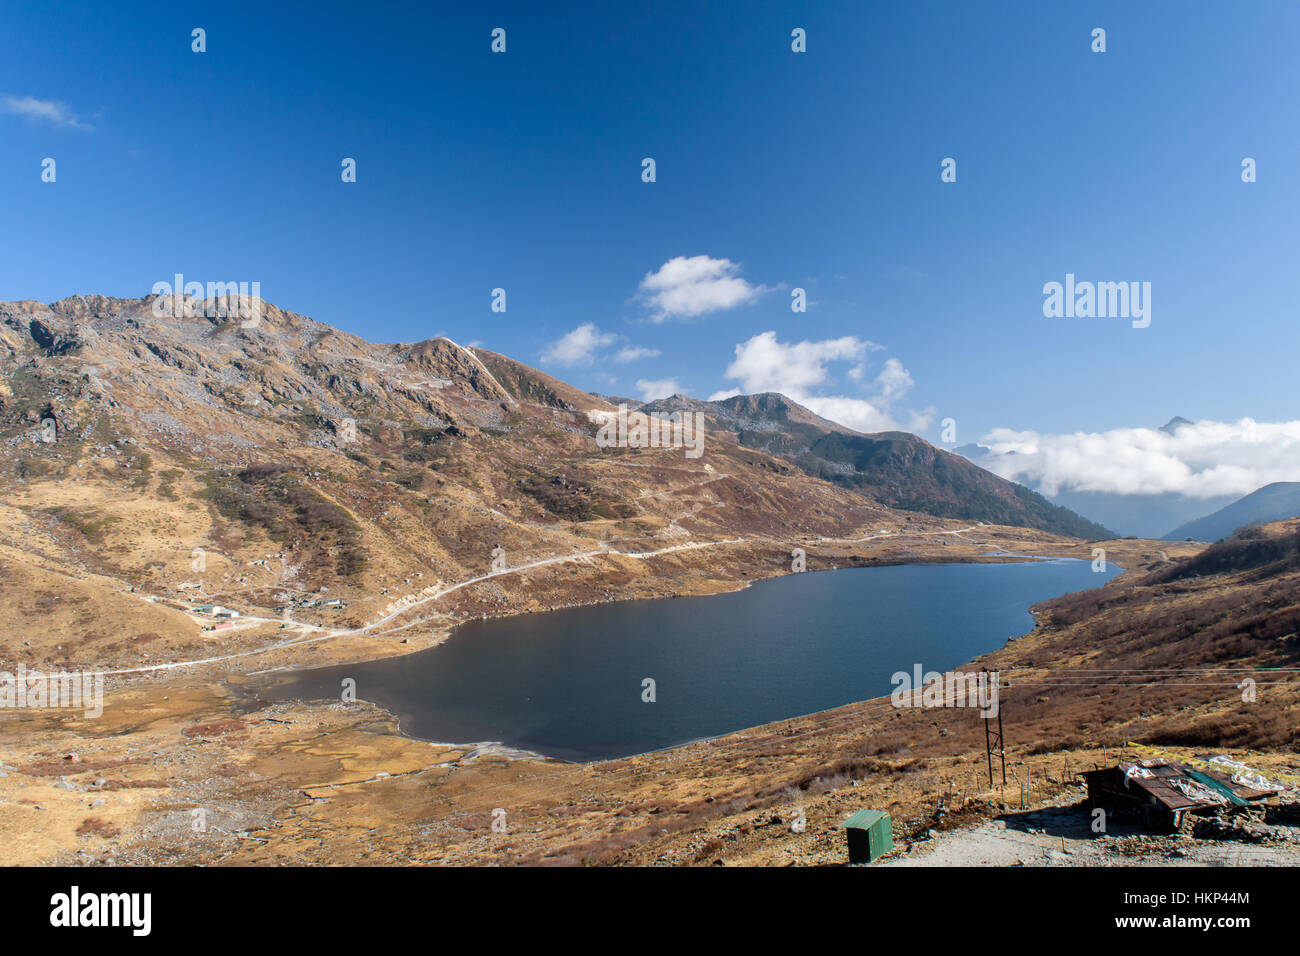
xmin=975 ymin=418 xmax=1300 ymax=499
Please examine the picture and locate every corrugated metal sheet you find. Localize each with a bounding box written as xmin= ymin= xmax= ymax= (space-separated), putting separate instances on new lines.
xmin=1084 ymin=757 xmax=1277 ymax=826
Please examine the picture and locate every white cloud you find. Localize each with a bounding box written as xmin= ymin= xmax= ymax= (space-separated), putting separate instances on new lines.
xmin=540 ymin=323 xmax=616 ymax=366
xmin=712 ymin=331 xmax=916 ymax=433
xmin=797 ymin=395 xmax=899 ymax=433
xmin=1 ymin=95 xmax=90 ymax=129
xmin=541 ymin=325 xmax=662 ymax=368
xmin=719 ymin=331 xmax=874 ymax=394
xmin=639 ymin=255 xmax=766 ymax=321
xmin=873 ymin=358 xmax=914 ymax=401
xmin=614 ymin=346 xmax=660 ymax=363
xmin=976 ymin=418 xmax=1300 ymax=498
xmin=635 ymin=378 xmax=681 ymax=402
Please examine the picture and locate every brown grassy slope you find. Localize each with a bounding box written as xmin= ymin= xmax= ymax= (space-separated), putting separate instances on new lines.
xmin=135 ymin=531 xmax=1289 ymax=867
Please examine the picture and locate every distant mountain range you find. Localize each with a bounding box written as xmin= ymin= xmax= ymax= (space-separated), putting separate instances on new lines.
xmin=1164 ymin=482 xmax=1300 ymax=541
xmin=641 ymin=392 xmax=1113 ymax=539
xmin=1044 ymin=489 xmax=1237 ymax=540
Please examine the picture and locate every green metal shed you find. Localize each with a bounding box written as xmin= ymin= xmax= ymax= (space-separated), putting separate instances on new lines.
xmin=839 ymin=809 xmax=892 ymax=864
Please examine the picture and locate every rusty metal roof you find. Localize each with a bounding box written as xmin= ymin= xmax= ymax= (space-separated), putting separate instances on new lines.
xmin=1086 ymin=758 xmax=1275 ymax=813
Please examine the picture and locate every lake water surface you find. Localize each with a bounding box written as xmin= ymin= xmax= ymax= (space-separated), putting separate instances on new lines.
xmin=257 ymin=559 xmax=1116 ymax=762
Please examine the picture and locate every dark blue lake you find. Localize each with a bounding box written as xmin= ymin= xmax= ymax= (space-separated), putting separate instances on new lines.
xmin=257 ymin=559 xmax=1116 ymax=762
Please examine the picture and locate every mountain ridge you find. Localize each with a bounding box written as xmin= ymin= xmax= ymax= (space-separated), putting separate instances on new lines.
xmin=3 ymin=292 xmax=1107 ymax=539
xmin=641 ymin=392 xmax=1113 ymax=539
xmin=1164 ymin=481 xmax=1300 ymax=542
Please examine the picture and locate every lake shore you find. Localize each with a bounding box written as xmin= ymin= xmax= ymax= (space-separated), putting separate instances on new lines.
xmin=0 ymin=531 xmax=1210 ymax=865
xmin=252 ymin=556 xmax=1121 ymax=762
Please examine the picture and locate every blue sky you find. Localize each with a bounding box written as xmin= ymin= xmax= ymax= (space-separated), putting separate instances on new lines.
xmin=3 ymin=1 xmax=1298 ymax=498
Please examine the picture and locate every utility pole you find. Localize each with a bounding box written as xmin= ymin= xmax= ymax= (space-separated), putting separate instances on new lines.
xmin=983 ymin=669 xmax=1006 ymax=789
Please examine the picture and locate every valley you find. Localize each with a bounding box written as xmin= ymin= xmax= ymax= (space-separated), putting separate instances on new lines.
xmin=1 ymin=294 xmax=1295 ymax=867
